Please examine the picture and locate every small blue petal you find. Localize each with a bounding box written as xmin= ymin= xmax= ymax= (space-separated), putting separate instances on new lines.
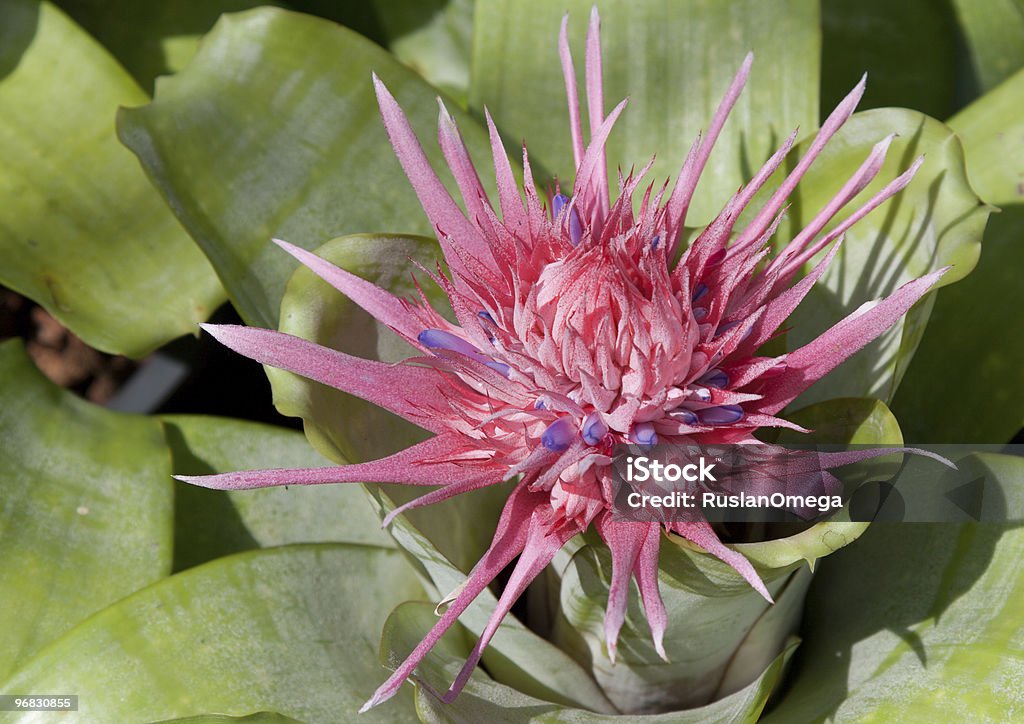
xmin=568 ymin=206 xmax=583 ymax=246
xmin=478 ymin=310 xmax=496 ymax=325
xmin=697 ymin=405 xmax=744 ymax=425
xmin=485 ymin=361 xmax=511 ymax=377
xmin=693 ymin=307 xmax=708 ymax=322
xmin=692 ymin=283 xmax=709 ymax=302
xmin=534 ymin=398 xmax=547 ymax=410
xmin=552 ymin=193 xmax=569 ymax=220
xmin=672 ymin=408 xmax=698 ymax=425
xmin=699 ymin=368 xmax=729 ymax=389
xmin=542 ymin=417 xmax=576 ymax=452
xmin=629 ymin=421 xmax=658 ymax=449
xmin=582 ymin=412 xmax=608 ymax=446
xmin=418 ymin=329 xmax=480 ymax=357
xmin=651 ymin=234 xmax=661 ymax=251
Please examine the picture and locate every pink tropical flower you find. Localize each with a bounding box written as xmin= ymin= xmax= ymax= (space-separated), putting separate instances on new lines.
xmin=177 ymin=8 xmax=947 ymax=712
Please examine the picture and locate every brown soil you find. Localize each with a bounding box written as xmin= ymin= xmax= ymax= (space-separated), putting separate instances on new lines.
xmin=1 ymin=287 xmax=137 ymax=403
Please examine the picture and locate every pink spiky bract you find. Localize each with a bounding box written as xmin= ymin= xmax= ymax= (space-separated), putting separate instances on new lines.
xmin=176 ymin=10 xmax=949 ymax=712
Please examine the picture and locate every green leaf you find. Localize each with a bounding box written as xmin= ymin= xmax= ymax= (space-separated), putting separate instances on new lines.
xmin=552 ymin=544 xmax=809 ymax=713
xmin=53 ymin=0 xmax=282 ymax=93
xmin=778 ymin=109 xmax=989 ymax=407
xmin=160 ymin=414 xmax=395 ymax=572
xmin=0 ymin=545 xmax=424 ymax=722
xmin=154 ymin=714 xmax=304 ymax=724
xmin=820 ymin=0 xmax=957 ymax=120
xmin=382 ymin=601 xmax=797 ymax=722
xmin=306 ymin=0 xmax=474 ymax=104
xmin=0 ymin=0 xmax=224 ymax=357
xmin=0 ymin=339 xmax=173 ymax=681
xmin=951 ymin=0 xmax=1024 ymax=94
xmin=893 ymin=69 xmax=1024 ymax=443
xmin=470 ymin=0 xmax=820 ymax=225
xmin=118 ymin=7 xmax=495 ymax=330
xmin=763 ymin=453 xmax=1024 ymax=721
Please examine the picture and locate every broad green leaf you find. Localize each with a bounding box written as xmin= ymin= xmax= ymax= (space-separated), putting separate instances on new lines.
xmin=375 ymin=0 xmax=473 ymax=104
xmin=951 ymin=0 xmax=1024 ymax=94
xmin=382 ymin=601 xmax=797 ymax=722
xmin=54 ymin=0 xmax=281 ymax=93
xmin=778 ymin=109 xmax=989 ymax=407
xmin=0 ymin=339 xmax=173 ymax=681
xmin=0 ymin=545 xmax=424 ymax=722
xmin=764 ymin=454 xmax=1024 ymax=721
xmin=0 ymin=0 xmax=224 ymax=357
xmin=301 ymin=0 xmax=474 ymax=104
xmin=118 ymin=7 xmax=496 ymax=330
xmin=155 ymin=714 xmax=304 ymax=724
xmin=470 ymin=0 xmax=820 ymax=224
xmin=160 ymin=413 xmax=395 ymax=572
xmin=893 ymin=69 xmax=1024 ymax=444
xmin=821 ymin=0 xmax=956 ymax=120
xmin=552 ymin=544 xmax=808 ymax=713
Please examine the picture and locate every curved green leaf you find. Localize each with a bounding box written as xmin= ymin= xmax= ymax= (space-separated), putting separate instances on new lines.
xmin=53 ymin=0 xmax=281 ymax=93
xmin=160 ymin=413 xmax=395 ymax=572
xmin=318 ymin=0 xmax=474 ymax=104
xmin=154 ymin=714 xmax=304 ymax=724
xmin=778 ymin=109 xmax=989 ymax=407
xmin=118 ymin=7 xmax=496 ymax=329
xmin=0 ymin=0 xmax=223 ymax=357
xmin=382 ymin=601 xmax=797 ymax=722
xmin=893 ymin=68 xmax=1024 ymax=444
xmin=764 ymin=453 xmax=1024 ymax=721
xmin=0 ymin=339 xmax=173 ymax=681
xmin=728 ymin=398 xmax=905 ymax=571
xmin=552 ymin=544 xmax=807 ymax=713
xmin=0 ymin=545 xmax=424 ymax=722
xmin=470 ymin=0 xmax=820 ymax=224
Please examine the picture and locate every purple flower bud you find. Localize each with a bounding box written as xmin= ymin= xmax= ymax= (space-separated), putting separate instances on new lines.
xmin=697 ymin=405 xmax=744 ymax=425
xmin=541 ymin=417 xmax=576 ymax=452
xmin=629 ymin=421 xmax=658 ymax=449
xmin=582 ymin=412 xmax=608 ymax=445
xmin=699 ymin=368 xmax=729 ymax=389
xmin=418 ymin=329 xmax=481 ymax=357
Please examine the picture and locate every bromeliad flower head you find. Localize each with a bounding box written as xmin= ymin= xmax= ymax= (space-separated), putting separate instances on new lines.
xmin=177 ymin=8 xmax=948 ymax=712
